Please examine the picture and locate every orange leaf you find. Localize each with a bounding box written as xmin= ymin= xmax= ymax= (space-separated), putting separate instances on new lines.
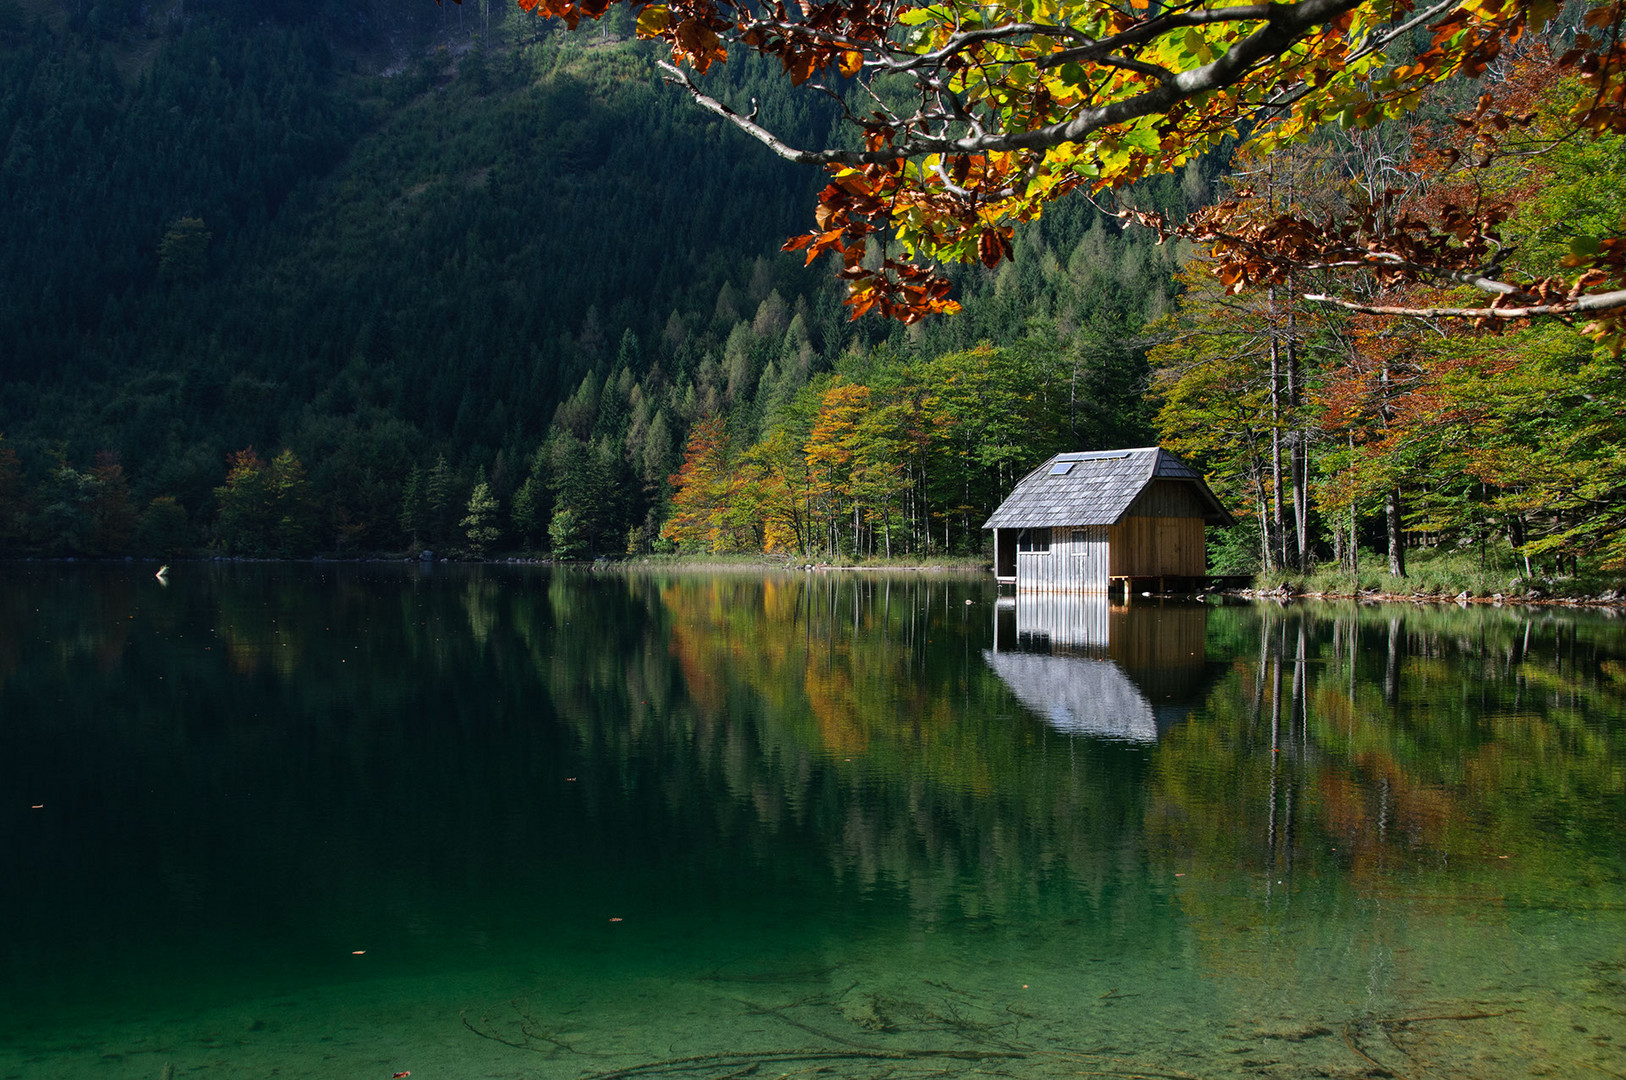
xmin=977 ymin=231 xmax=1004 ymax=269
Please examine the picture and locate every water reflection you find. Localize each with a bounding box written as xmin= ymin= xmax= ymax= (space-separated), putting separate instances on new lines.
xmin=1160 ymin=603 xmax=1622 ymax=877
xmin=986 ymin=595 xmax=1215 ymax=740
xmin=1 ymin=567 xmax=1624 ymax=1080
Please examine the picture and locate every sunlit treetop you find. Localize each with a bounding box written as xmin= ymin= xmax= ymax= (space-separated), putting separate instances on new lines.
xmin=470 ymin=0 xmax=1626 ymax=331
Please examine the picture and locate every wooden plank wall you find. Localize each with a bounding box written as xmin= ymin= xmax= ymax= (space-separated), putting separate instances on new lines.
xmin=1108 ymin=515 xmax=1206 ymax=577
xmin=1126 ymin=480 xmax=1210 ymax=518
xmin=1016 ymin=526 xmax=1112 ymax=592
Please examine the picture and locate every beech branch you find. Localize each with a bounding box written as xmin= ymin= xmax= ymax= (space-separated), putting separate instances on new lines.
xmin=1303 ymin=287 xmax=1626 ymax=319
xmin=660 ymin=0 xmax=1369 ymax=166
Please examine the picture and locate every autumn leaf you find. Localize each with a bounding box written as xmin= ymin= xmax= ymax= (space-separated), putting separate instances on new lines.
xmin=636 ymin=5 xmax=671 ymax=36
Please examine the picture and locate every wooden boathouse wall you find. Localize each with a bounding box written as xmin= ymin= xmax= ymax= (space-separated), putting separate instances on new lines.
xmin=1108 ymin=480 xmax=1210 ymax=579
xmin=1008 ymin=525 xmax=1111 ymax=593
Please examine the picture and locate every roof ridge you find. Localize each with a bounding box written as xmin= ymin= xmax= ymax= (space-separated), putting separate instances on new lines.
xmin=1053 ymin=446 xmax=1160 ymax=461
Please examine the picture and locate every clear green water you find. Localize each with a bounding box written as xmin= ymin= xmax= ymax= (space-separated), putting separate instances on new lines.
xmin=2 ymin=564 xmax=1624 ymax=1080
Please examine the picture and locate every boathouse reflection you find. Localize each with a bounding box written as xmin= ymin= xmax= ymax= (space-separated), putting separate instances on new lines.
xmin=984 ymin=595 xmax=1214 ymax=740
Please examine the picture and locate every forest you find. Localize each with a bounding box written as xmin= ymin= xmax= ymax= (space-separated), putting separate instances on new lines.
xmin=1 ymin=0 xmax=1622 ymax=585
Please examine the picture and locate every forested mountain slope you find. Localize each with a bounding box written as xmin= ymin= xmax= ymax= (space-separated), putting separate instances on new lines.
xmin=0 ymin=0 xmax=1181 ymax=559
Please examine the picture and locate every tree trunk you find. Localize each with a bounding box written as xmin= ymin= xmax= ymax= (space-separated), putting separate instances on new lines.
xmin=1285 ymin=276 xmax=1308 ymax=571
xmin=1386 ymin=486 xmax=1406 ymax=578
xmin=1268 ymin=285 xmax=1288 ymax=570
xmin=1347 ymin=434 xmax=1358 ymax=574
xmin=1349 ymin=505 xmax=1357 ymax=575
xmin=1256 ymin=477 xmax=1274 ymax=573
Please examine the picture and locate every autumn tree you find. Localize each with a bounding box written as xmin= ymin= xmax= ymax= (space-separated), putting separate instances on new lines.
xmin=740 ymin=425 xmax=817 ymax=555
xmin=215 ymin=448 xmax=316 ymax=557
xmin=1152 ymin=140 xmax=1347 ymax=573
xmin=38 ymin=462 xmax=99 ymax=555
xmin=663 ymin=415 xmax=756 ymax=553
xmin=803 ymin=379 xmax=870 ymax=555
xmin=136 ymin=496 xmax=192 ymax=555
xmin=216 ymin=449 xmax=273 ymax=555
xmin=1151 ymin=282 xmax=1285 ymax=572
xmin=266 ymin=449 xmax=317 ymax=557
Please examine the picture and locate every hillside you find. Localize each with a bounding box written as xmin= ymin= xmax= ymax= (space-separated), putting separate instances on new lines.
xmin=0 ymin=0 xmax=1186 ymax=559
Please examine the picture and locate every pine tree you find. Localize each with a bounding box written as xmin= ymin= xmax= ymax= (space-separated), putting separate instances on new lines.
xmin=399 ymin=465 xmax=426 ymax=547
xmin=423 ymin=454 xmax=459 ymax=548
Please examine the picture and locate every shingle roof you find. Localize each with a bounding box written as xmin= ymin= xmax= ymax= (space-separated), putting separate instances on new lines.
xmin=981 ymin=447 xmax=1232 ymax=529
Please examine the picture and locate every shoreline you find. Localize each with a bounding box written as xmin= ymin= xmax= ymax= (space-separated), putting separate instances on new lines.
xmin=1225 ymin=586 xmax=1625 ymax=610
xmin=8 ymin=555 xmax=1622 ymax=607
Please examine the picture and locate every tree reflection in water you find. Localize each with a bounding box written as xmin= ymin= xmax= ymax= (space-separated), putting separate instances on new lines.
xmin=0 ymin=565 xmax=1622 ymax=1080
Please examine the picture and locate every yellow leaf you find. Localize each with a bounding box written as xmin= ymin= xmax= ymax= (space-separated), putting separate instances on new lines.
xmin=839 ymin=50 xmax=864 ymax=77
xmin=636 ymin=5 xmax=671 ymax=36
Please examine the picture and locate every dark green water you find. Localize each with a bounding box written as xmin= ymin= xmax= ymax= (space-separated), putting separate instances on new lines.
xmin=2 ymin=564 xmax=1624 ymax=1080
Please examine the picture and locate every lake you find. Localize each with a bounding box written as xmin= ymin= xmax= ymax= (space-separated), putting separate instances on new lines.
xmin=2 ymin=564 xmax=1623 ymax=1080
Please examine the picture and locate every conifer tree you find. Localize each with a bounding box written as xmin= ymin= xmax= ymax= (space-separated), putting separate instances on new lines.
xmin=400 ymin=465 xmax=427 ymax=548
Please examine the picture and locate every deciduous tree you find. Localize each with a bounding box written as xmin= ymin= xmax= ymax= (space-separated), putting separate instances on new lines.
xmin=663 ymin=415 xmax=754 ymax=552
xmin=462 ymin=474 xmax=502 ymax=556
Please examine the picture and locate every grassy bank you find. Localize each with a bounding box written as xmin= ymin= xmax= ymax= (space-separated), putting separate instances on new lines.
xmin=604 ymin=553 xmax=991 ymax=573
xmin=1255 ymin=547 xmax=1626 ymax=602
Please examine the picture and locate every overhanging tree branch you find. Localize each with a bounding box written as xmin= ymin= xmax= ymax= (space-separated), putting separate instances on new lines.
xmin=1305 ymin=288 xmax=1626 ymax=320
xmin=508 ymin=0 xmax=1626 ymax=325
xmin=663 ymin=0 xmax=1370 ymax=164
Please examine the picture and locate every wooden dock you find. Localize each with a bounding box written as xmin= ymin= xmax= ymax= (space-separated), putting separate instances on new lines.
xmin=1108 ymin=574 xmax=1252 ymax=602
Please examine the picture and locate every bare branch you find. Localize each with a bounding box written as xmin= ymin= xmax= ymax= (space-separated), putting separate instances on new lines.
xmin=657 ymin=61 xmax=829 ymax=163
xmin=884 ymin=21 xmax=1083 ymax=72
xmin=1303 ymin=288 xmax=1626 ymax=319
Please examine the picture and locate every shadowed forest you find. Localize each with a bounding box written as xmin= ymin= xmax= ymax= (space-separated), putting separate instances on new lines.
xmin=2 ymin=0 xmax=1622 ymax=582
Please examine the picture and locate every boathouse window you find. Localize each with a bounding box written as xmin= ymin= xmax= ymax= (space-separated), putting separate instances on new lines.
xmin=1017 ymin=528 xmax=1051 ymax=553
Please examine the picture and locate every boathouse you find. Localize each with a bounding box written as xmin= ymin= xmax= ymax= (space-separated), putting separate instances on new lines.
xmin=984 ymin=447 xmax=1233 ymax=594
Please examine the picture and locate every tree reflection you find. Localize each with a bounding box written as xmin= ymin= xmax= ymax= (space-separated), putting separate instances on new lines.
xmin=1149 ymin=601 xmax=1626 ymax=915
xmin=3 ymin=567 xmax=1625 ymax=1075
